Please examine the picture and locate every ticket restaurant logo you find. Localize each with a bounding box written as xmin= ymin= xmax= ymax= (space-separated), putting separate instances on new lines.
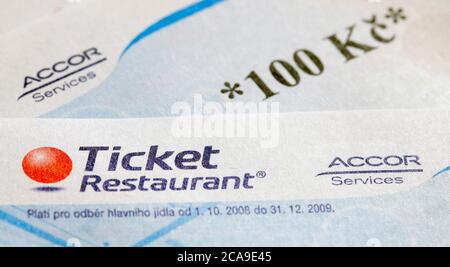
xmin=22 ymin=146 xmax=266 ymax=193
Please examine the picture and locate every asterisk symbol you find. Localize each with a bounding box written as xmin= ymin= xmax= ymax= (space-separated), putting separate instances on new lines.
xmin=220 ymin=82 xmax=243 ymax=99
xmin=385 ymin=7 xmax=407 ymax=23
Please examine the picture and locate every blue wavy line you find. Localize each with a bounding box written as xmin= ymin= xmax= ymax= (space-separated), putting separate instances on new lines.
xmin=132 ymin=203 xmax=213 ymax=247
xmin=121 ymin=0 xmax=225 ymax=58
xmin=132 ymin=215 xmax=197 ymax=247
xmin=0 ymin=209 xmax=66 ymax=247
xmin=433 ymin=166 xmax=450 ymax=178
xmin=10 ymin=205 xmax=98 ymax=246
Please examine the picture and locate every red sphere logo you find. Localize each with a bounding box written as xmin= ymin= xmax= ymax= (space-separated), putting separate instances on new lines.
xmin=22 ymin=147 xmax=72 ymax=184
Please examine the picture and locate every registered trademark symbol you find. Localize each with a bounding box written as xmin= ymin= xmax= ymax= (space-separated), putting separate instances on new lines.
xmin=256 ymin=171 xmax=267 ymax=178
